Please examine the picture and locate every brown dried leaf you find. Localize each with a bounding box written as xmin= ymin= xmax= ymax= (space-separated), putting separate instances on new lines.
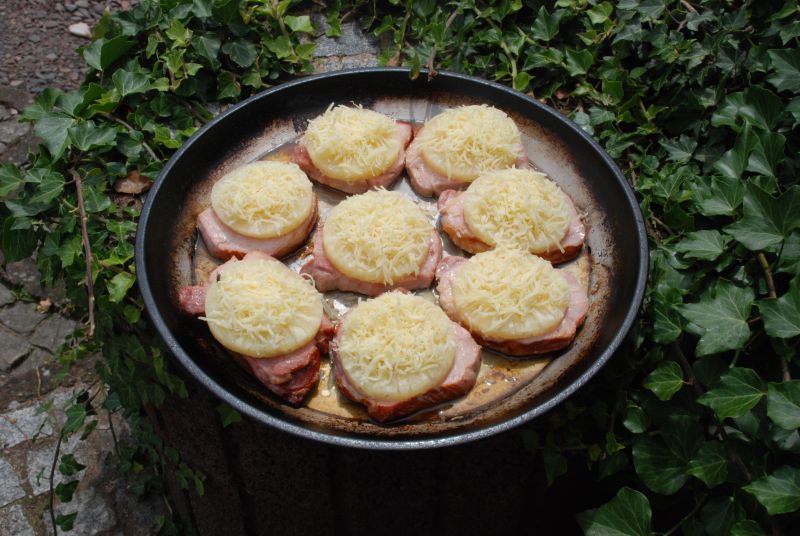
xmin=114 ymin=170 xmax=151 ymax=194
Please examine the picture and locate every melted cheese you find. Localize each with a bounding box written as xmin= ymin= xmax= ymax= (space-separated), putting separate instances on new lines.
xmin=210 ymin=161 xmax=313 ymax=238
xmin=304 ymin=105 xmax=403 ymax=181
xmin=322 ymin=190 xmax=432 ymax=284
xmin=338 ymin=292 xmax=456 ymax=402
xmin=203 ymin=256 xmax=323 ymax=358
xmin=462 ymin=169 xmax=571 ymax=253
xmin=417 ymin=105 xmax=523 ymax=182
xmin=452 ymin=248 xmax=569 ymax=339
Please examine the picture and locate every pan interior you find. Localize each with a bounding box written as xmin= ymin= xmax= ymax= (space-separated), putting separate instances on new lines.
xmin=139 ymin=70 xmax=644 ymax=447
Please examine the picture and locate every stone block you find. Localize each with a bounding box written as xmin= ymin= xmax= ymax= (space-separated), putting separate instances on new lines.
xmin=42 ymin=488 xmax=117 ymax=536
xmin=0 ymin=282 xmax=13 ymax=306
xmin=0 ymin=402 xmax=53 ymax=449
xmin=0 ymin=302 xmax=45 ymax=334
xmin=311 ymin=16 xmax=379 ymax=58
xmin=0 ymin=504 xmax=34 ymax=536
xmin=0 ymin=120 xmax=31 ymax=145
xmin=0 ymin=457 xmax=25 ymax=507
xmin=3 ymin=257 xmax=44 ymax=297
xmin=0 ymin=326 xmax=31 ymax=371
xmin=30 ymin=315 xmax=76 ymax=351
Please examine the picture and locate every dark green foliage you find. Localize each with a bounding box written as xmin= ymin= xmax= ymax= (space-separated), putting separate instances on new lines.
xmin=2 ymin=0 xmax=799 ymax=534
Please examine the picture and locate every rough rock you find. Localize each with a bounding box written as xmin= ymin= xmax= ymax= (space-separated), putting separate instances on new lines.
xmin=26 ymin=435 xmax=83 ymax=495
xmin=0 ymin=504 xmax=35 ymax=536
xmin=313 ymin=53 xmax=379 ymax=73
xmin=11 ymin=347 xmax=54 ymax=378
xmin=29 ymin=315 xmax=76 ymax=350
xmin=0 ymin=326 xmax=31 ymax=372
xmin=0 ymin=457 xmax=25 ymax=507
xmin=311 ymin=16 xmax=380 ymax=58
xmin=0 ymin=402 xmax=53 ymax=449
xmin=0 ymin=302 xmax=46 ymax=334
xmin=68 ymin=22 xmax=92 ymax=39
xmin=3 ymin=257 xmax=44 ymax=297
xmin=0 ymin=120 xmax=31 ymax=145
xmin=43 ymin=488 xmax=117 ymax=536
xmin=0 ymin=283 xmax=13 ymax=306
xmin=0 ymin=87 xmax=31 ymax=110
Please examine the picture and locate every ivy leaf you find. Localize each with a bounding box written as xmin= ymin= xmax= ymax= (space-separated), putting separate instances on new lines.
xmin=632 ymin=436 xmax=688 ymax=495
xmin=725 ymin=184 xmax=800 ymax=252
xmin=743 ymin=466 xmax=800 ymax=515
xmin=531 ymin=6 xmax=561 ymax=42
xmin=0 ymin=164 xmax=25 ymax=197
xmin=69 ymin=121 xmax=117 ymax=151
xmin=713 ymin=126 xmax=757 ymax=180
xmin=107 ymin=272 xmax=135 ymax=303
xmin=193 ymin=35 xmax=221 ymax=68
xmin=767 ymin=49 xmax=800 ymax=92
xmin=767 ymin=381 xmax=800 ymax=430
xmin=760 ymin=277 xmax=800 ymax=339
xmin=112 ymin=70 xmax=150 ymax=97
xmin=577 ymin=487 xmax=652 ymax=536
xmin=731 ymin=520 xmax=766 ymax=536
xmin=698 ymin=368 xmax=766 ymax=420
xmin=27 ymin=170 xmax=65 ymax=205
xmin=565 ymin=49 xmax=593 ymax=76
xmin=55 ymin=512 xmax=77 ymax=531
xmin=215 ymin=403 xmax=242 ymax=428
xmin=675 ymin=230 xmax=727 ymax=261
xmin=55 ymin=480 xmax=79 ymax=503
xmin=62 ymin=403 xmax=88 ymax=435
xmin=680 ymin=281 xmax=753 ymax=356
xmin=0 ymin=217 xmax=37 ymax=262
xmin=58 ymin=453 xmax=86 ymax=477
xmin=223 ymin=41 xmax=258 ymax=68
xmin=696 ymin=176 xmax=744 ymax=217
xmin=739 ymin=86 xmax=783 ymax=131
xmin=284 ymin=15 xmax=314 ymax=33
xmin=643 ymin=361 xmax=684 ymax=401
xmin=747 ymin=131 xmax=785 ymax=177
xmin=82 ymin=36 xmax=134 ymax=71
xmin=687 ymin=441 xmax=728 ymax=487
xmin=33 ymin=114 xmax=75 ymax=159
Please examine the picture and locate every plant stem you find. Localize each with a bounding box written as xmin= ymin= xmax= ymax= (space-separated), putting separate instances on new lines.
xmin=672 ymin=342 xmax=703 ymax=396
xmin=662 ymin=494 xmax=707 ymax=536
xmin=49 ymin=433 xmax=64 ymax=536
xmin=758 ymin=252 xmax=791 ymax=380
xmin=100 ymin=112 xmax=159 ymax=162
xmin=71 ymin=169 xmax=95 ymax=338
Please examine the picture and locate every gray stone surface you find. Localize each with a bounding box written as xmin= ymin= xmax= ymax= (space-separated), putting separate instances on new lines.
xmin=12 ymin=347 xmax=53 ymax=377
xmin=43 ymin=488 xmax=117 ymax=536
xmin=0 ymin=283 xmax=13 ymax=306
xmin=0 ymin=120 xmax=30 ymax=144
xmin=314 ymin=53 xmax=379 ymax=73
xmin=3 ymin=257 xmax=44 ymax=297
xmin=0 ymin=326 xmax=31 ymax=371
xmin=311 ymin=16 xmax=380 ymax=57
xmin=0 ymin=457 xmax=25 ymax=507
xmin=0 ymin=504 xmax=35 ymax=536
xmin=0 ymin=302 xmax=45 ymax=334
xmin=26 ymin=435 xmax=84 ymax=496
xmin=0 ymin=402 xmax=53 ymax=449
xmin=30 ymin=314 xmax=76 ymax=350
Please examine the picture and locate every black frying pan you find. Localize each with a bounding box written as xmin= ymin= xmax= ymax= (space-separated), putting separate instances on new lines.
xmin=135 ymin=68 xmax=648 ymax=449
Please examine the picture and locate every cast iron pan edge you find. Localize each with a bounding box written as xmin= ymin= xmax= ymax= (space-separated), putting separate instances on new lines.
xmin=135 ymin=67 xmax=649 ymax=450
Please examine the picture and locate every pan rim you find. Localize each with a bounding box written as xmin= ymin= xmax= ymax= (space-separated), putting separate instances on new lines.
xmin=135 ymin=67 xmax=649 ymax=450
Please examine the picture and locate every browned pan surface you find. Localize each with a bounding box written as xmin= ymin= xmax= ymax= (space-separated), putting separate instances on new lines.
xmin=136 ymin=69 xmax=647 ymax=449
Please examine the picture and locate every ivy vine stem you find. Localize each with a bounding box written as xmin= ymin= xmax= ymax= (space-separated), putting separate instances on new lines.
xmin=70 ymin=169 xmax=95 ymax=338
xmin=661 ymin=494 xmax=707 ymax=536
xmin=49 ymin=432 xmax=64 ymax=536
xmin=757 ymin=252 xmax=791 ymax=381
xmin=99 ymin=112 xmax=159 ymax=162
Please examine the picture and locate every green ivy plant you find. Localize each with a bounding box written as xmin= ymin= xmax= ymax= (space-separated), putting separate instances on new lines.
xmin=1 ymin=0 xmax=799 ymax=534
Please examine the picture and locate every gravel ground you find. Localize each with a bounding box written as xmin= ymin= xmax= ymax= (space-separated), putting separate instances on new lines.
xmin=0 ymin=0 xmax=131 ymax=92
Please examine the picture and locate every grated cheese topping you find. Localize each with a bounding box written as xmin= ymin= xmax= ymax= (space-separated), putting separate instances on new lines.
xmin=210 ymin=161 xmax=313 ymax=239
xmin=417 ymin=104 xmax=523 ymax=182
xmin=322 ymin=190 xmax=433 ymax=284
xmin=338 ymin=292 xmax=456 ymax=402
xmin=452 ymin=248 xmax=570 ymax=339
xmin=203 ymin=256 xmax=323 ymax=358
xmin=304 ymin=105 xmax=403 ymax=181
xmin=462 ymin=168 xmax=571 ymax=254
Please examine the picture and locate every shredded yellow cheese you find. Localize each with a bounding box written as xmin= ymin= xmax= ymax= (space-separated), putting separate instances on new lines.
xmin=338 ymin=292 xmax=456 ymax=402
xmin=462 ymin=169 xmax=571 ymax=253
xmin=452 ymin=248 xmax=570 ymax=339
xmin=203 ymin=256 xmax=323 ymax=358
xmin=304 ymin=105 xmax=403 ymax=181
xmin=417 ymin=105 xmax=523 ymax=182
xmin=322 ymin=190 xmax=433 ymax=284
xmin=210 ymin=161 xmax=313 ymax=239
